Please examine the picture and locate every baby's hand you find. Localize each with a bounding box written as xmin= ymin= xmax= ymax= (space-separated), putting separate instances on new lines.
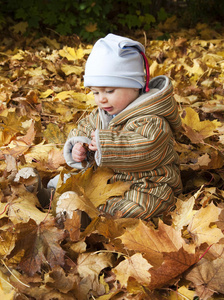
xmin=72 ymin=142 xmax=87 ymax=162
xmin=89 ymin=131 xmax=98 ymax=151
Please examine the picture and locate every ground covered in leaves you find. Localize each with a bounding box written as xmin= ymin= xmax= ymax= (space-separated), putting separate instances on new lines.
xmin=0 ymin=20 xmax=224 ymax=299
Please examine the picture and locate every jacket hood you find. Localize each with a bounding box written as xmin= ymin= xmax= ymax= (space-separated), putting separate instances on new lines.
xmin=110 ymin=75 xmax=181 ymax=133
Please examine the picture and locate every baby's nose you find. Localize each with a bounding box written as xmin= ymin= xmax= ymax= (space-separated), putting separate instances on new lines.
xmin=99 ymin=94 xmax=107 ymax=102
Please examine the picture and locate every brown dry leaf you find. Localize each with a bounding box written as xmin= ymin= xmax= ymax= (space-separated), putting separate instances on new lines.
xmin=216 ymin=206 xmax=224 ymax=232
xmin=47 ymin=148 xmax=66 ymax=169
xmin=113 ymin=253 xmax=152 ymax=288
xmin=44 ymin=266 xmax=76 ymax=293
xmin=187 ymin=202 xmax=223 ymax=246
xmin=76 ymin=252 xmax=114 ymax=297
xmin=120 ymin=220 xmax=195 ymax=267
xmin=186 ymin=258 xmax=224 ymax=300
xmin=77 ymin=252 xmax=114 ymax=279
xmin=43 ymin=123 xmax=66 ymax=144
xmin=1 ymin=140 xmax=31 ymax=158
xmin=149 ymin=247 xmax=198 ymax=290
xmin=7 ymin=218 xmax=65 ymax=276
xmin=17 ymin=119 xmax=36 ymax=145
xmin=64 ymin=210 xmax=81 ymax=241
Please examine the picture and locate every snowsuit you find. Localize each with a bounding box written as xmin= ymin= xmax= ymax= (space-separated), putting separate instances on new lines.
xmin=63 ymin=75 xmax=182 ymax=220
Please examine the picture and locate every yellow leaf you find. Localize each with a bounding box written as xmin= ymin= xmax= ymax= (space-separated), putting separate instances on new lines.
xmin=168 ymin=285 xmax=196 ymax=299
xmin=8 ymin=185 xmax=49 ymax=225
xmin=58 ymin=46 xmax=91 ymax=61
xmin=113 ymin=253 xmax=152 ymax=287
xmin=11 ymin=50 xmax=25 ymax=60
xmin=182 ymin=107 xmax=221 ymax=139
xmin=24 ymin=67 xmax=48 ymax=76
xmin=184 ymin=59 xmax=205 ymax=76
xmin=188 ymin=202 xmax=223 ymax=246
xmin=0 ymin=271 xmax=15 ymax=300
xmin=55 ymin=91 xmax=95 ymax=107
xmin=70 ymin=167 xmax=131 ymax=208
xmin=171 ymin=187 xmax=203 ymax=231
xmin=39 ymin=89 xmax=54 ymax=98
xmin=150 ymin=60 xmax=167 ymax=77
xmin=61 ymin=64 xmax=83 ymax=76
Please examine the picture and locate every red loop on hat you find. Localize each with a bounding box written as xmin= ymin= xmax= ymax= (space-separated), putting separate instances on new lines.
xmin=140 ymin=51 xmax=150 ymax=92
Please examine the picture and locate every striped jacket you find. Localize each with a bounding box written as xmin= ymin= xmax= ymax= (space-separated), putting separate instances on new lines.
xmin=67 ymin=75 xmax=182 ymax=220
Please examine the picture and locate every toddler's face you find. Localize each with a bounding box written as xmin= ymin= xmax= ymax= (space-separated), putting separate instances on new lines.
xmin=91 ymin=87 xmax=139 ymax=115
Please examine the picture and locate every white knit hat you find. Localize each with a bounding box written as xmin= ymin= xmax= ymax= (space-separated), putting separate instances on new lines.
xmin=84 ymin=34 xmax=146 ymax=89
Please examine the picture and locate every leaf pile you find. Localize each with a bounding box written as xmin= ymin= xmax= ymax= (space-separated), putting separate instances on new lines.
xmin=0 ymin=23 xmax=224 ymax=299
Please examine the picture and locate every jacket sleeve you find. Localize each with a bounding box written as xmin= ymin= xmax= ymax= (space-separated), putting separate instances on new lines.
xmin=97 ymin=116 xmax=175 ymax=171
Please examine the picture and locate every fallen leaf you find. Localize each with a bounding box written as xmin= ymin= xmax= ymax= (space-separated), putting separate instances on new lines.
xmin=7 ymin=218 xmax=65 ymax=276
xmin=119 ymin=219 xmax=195 ymax=267
xmin=44 ymin=266 xmax=76 ymax=293
xmin=186 ymin=258 xmax=224 ymax=300
xmin=113 ymin=253 xmax=152 ymax=287
xmin=8 ymin=185 xmax=48 ymax=225
xmin=187 ymin=202 xmax=223 ymax=246
xmin=171 ymin=187 xmax=203 ymax=230
xmin=67 ymin=167 xmax=131 ymax=208
xmin=56 ymin=191 xmax=98 ymax=219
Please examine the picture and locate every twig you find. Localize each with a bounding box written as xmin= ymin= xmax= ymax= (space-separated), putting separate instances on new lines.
xmin=143 ymin=31 xmax=147 ymax=48
xmin=0 ymin=203 xmax=10 ymax=216
xmin=1 ymin=259 xmax=30 ymax=288
xmin=199 ymin=244 xmax=213 ymax=260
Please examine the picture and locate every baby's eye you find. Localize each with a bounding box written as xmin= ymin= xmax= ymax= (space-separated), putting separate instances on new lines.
xmin=106 ymin=89 xmax=114 ymax=94
xmin=92 ymin=91 xmax=99 ymax=95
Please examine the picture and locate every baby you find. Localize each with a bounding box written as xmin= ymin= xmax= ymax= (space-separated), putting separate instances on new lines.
xmin=60 ymin=33 xmax=182 ymax=220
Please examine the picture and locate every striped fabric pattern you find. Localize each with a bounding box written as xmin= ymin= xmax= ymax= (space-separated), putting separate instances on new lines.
xmin=69 ymin=75 xmax=182 ymax=220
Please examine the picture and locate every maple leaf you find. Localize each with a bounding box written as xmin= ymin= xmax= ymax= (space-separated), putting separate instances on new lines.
xmin=113 ymin=253 xmax=152 ymax=287
xmin=43 ymin=122 xmax=66 ymax=144
xmin=186 ymin=258 xmax=224 ymax=300
xmin=171 ymin=187 xmax=203 ymax=231
xmin=60 ymin=167 xmax=131 ymax=208
xmin=119 ymin=219 xmax=195 ymax=267
xmin=149 ymin=247 xmax=199 ymax=290
xmin=182 ymin=107 xmax=221 ymax=143
xmin=44 ymin=266 xmax=77 ymax=293
xmin=187 ymin=202 xmax=223 ymax=246
xmin=7 ymin=184 xmax=48 ymax=225
xmin=77 ymin=252 xmax=114 ymax=298
xmin=7 ymin=218 xmax=65 ymax=276
xmin=118 ymin=219 xmax=199 ymax=289
xmin=59 ymin=46 xmax=91 ymax=61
